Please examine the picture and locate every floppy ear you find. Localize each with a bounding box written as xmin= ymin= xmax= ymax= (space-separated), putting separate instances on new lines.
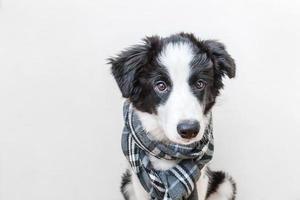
xmin=204 ymin=40 xmax=236 ymax=79
xmin=108 ymin=37 xmax=160 ymax=98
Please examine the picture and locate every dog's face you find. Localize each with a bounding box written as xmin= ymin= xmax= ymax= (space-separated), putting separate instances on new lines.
xmin=110 ymin=33 xmax=235 ymax=144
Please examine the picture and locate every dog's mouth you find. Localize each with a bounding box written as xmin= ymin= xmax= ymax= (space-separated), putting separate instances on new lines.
xmin=175 ymin=136 xmax=203 ymax=145
xmin=159 ymin=131 xmax=204 ymax=145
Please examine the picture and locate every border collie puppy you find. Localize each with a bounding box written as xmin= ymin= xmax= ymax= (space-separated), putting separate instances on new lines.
xmin=109 ymin=33 xmax=236 ymax=200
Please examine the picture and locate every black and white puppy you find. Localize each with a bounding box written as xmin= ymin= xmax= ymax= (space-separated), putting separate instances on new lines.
xmin=110 ymin=33 xmax=236 ymax=200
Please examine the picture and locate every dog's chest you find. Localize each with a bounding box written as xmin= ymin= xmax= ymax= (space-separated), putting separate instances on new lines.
xmin=131 ymin=155 xmax=208 ymax=200
xmin=149 ymin=155 xmax=209 ymax=200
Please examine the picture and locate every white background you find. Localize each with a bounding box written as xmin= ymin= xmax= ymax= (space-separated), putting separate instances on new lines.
xmin=1 ymin=0 xmax=300 ymax=200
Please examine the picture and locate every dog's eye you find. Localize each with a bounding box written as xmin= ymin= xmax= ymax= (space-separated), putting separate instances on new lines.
xmin=195 ymin=80 xmax=206 ymax=90
xmin=155 ymin=81 xmax=168 ymax=92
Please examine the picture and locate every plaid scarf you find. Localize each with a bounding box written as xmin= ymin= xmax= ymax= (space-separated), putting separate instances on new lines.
xmin=121 ymin=101 xmax=214 ymax=200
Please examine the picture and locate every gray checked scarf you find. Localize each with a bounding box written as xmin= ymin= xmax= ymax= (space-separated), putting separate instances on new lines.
xmin=121 ymin=101 xmax=214 ymax=200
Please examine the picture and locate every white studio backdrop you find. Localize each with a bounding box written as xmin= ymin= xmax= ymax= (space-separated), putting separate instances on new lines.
xmin=0 ymin=0 xmax=300 ymax=200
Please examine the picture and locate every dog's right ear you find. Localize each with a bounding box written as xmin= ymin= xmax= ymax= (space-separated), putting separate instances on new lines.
xmin=108 ymin=36 xmax=160 ymax=98
xmin=204 ymin=40 xmax=236 ymax=79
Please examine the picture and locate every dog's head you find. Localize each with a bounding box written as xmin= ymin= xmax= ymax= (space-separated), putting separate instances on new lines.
xmin=109 ymin=33 xmax=235 ymax=144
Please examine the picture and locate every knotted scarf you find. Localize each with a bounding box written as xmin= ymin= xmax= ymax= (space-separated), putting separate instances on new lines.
xmin=121 ymin=101 xmax=214 ymax=200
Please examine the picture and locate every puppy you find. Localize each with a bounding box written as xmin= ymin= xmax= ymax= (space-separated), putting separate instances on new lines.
xmin=109 ymin=33 xmax=236 ymax=200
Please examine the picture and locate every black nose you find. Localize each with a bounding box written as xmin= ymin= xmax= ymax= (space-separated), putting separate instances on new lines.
xmin=177 ymin=120 xmax=200 ymax=139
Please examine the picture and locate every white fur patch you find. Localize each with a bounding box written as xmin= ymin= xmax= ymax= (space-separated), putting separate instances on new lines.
xmin=157 ymin=42 xmax=209 ymax=144
xmin=135 ymin=110 xmax=167 ymax=141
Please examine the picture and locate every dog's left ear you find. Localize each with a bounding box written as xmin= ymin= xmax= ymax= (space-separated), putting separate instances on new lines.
xmin=108 ymin=36 xmax=160 ymax=98
xmin=204 ymin=40 xmax=236 ymax=79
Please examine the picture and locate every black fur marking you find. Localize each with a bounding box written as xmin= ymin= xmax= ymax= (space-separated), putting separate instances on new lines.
xmin=109 ymin=36 xmax=167 ymax=113
xmin=229 ymin=176 xmax=237 ymax=200
xmin=120 ymin=169 xmax=132 ymax=200
xmin=207 ymin=170 xmax=226 ymax=196
xmin=206 ymin=169 xmax=237 ymax=200
xmin=178 ymin=33 xmax=236 ymax=114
